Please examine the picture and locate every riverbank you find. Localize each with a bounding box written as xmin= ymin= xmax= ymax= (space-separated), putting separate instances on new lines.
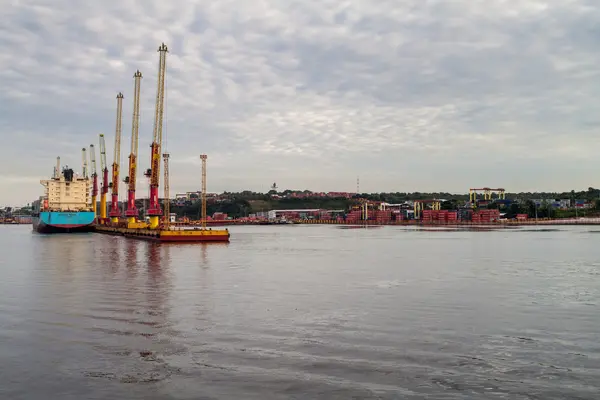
xmin=174 ymin=217 xmax=600 ymax=227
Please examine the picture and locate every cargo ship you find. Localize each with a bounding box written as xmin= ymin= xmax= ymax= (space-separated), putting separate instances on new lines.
xmin=32 ymin=157 xmax=95 ymax=234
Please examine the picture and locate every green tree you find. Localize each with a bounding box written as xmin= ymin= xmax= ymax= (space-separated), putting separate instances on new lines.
xmin=441 ymin=200 xmax=458 ymax=210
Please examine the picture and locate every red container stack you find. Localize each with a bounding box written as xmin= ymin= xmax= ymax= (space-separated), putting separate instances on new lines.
xmin=471 ymin=209 xmax=500 ymax=223
xmin=375 ymin=210 xmax=392 ymax=223
xmin=346 ymin=210 xmax=362 ymax=222
xmin=447 ymin=212 xmax=458 ymax=222
xmin=421 ymin=210 xmax=433 ymax=222
xmin=438 ymin=210 xmax=448 ymax=222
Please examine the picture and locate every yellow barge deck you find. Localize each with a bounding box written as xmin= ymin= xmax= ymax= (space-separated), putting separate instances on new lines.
xmin=94 ymin=224 xmax=230 ymax=242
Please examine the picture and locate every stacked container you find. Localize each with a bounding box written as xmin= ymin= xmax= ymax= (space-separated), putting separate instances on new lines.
xmin=447 ymin=211 xmax=458 ymax=223
xmin=346 ymin=210 xmax=362 ymax=223
xmin=374 ymin=210 xmax=392 ymax=223
xmin=421 ymin=209 xmax=433 ymax=222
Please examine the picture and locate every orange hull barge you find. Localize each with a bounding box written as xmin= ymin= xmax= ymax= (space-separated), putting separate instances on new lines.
xmin=94 ymin=225 xmax=230 ymax=242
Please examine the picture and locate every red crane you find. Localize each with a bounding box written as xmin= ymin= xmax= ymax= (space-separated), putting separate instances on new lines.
xmin=145 ymin=43 xmax=168 ymax=229
xmin=109 ymin=92 xmax=124 ymax=223
xmin=99 ymin=134 xmax=108 ymax=223
xmin=90 ymin=144 xmax=98 ymax=219
xmin=124 ymin=70 xmax=142 ymax=223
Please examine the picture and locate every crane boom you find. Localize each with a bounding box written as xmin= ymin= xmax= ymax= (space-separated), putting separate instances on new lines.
xmin=109 ymin=92 xmax=124 ymax=222
xmin=146 ymin=43 xmax=168 ymax=229
xmin=99 ymin=133 xmax=108 ymax=222
xmin=125 ymin=70 xmax=142 ymax=222
xmin=90 ymin=144 xmax=98 ymax=218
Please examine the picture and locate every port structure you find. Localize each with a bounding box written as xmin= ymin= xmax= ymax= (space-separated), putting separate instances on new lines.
xmin=144 ymin=43 xmax=168 ymax=229
xmin=99 ymin=134 xmax=108 ymax=223
xmin=413 ymin=199 xmax=441 ymax=219
xmin=109 ymin=92 xmax=124 ymax=223
xmin=469 ymin=188 xmax=505 ymax=205
xmin=200 ymin=154 xmax=207 ymax=228
xmin=93 ymin=42 xmax=230 ymax=242
xmin=124 ymin=70 xmax=142 ymax=224
xmin=90 ymin=145 xmax=97 ymax=218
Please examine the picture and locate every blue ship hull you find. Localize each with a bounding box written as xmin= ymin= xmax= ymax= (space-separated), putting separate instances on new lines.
xmin=32 ymin=211 xmax=95 ymax=233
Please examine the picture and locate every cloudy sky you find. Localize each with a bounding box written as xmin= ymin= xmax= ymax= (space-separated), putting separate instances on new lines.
xmin=2 ymin=0 xmax=600 ymax=205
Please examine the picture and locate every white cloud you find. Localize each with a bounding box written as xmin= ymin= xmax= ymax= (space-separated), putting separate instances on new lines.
xmin=1 ymin=0 xmax=600 ymax=204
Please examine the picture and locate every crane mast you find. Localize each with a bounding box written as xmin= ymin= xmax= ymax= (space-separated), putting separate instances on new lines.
xmin=90 ymin=144 xmax=97 ymax=218
xmin=200 ymin=154 xmax=207 ymax=229
xmin=146 ymin=43 xmax=168 ymax=229
xmin=81 ymin=148 xmax=88 ymax=179
xmin=163 ymin=152 xmax=170 ymax=228
xmin=109 ymin=92 xmax=124 ymax=223
xmin=125 ymin=70 xmax=142 ymax=223
xmin=99 ymin=133 xmax=108 ymax=222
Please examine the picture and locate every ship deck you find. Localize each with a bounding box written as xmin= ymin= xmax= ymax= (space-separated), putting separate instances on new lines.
xmin=94 ymin=225 xmax=230 ymax=242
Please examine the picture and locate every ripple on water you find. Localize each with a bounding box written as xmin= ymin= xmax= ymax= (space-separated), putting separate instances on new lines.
xmin=1 ymin=225 xmax=599 ymax=399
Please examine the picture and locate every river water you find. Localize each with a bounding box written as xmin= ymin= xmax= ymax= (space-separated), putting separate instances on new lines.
xmin=0 ymin=224 xmax=599 ymax=399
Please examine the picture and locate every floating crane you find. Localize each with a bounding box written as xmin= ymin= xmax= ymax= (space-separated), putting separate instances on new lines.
xmin=109 ymin=92 xmax=124 ymax=223
xmin=145 ymin=43 xmax=168 ymax=229
xmin=90 ymin=145 xmax=97 ymax=218
xmin=99 ymin=133 xmax=108 ymax=222
xmin=93 ymin=42 xmax=230 ymax=242
xmin=200 ymin=154 xmax=207 ymax=229
xmin=124 ymin=70 xmax=142 ymax=224
xmin=81 ymin=148 xmax=88 ymax=179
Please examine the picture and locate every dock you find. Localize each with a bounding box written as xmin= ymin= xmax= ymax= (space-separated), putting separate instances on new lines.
xmin=94 ymin=225 xmax=230 ymax=242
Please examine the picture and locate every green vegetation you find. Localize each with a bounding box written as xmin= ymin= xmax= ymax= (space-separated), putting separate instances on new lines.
xmin=165 ymin=187 xmax=600 ymax=219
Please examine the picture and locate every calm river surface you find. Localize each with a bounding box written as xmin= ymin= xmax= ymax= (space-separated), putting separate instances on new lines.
xmin=0 ymin=224 xmax=599 ymax=399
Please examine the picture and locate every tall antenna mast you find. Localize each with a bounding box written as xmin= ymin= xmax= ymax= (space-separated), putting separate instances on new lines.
xmin=146 ymin=42 xmax=168 ymax=229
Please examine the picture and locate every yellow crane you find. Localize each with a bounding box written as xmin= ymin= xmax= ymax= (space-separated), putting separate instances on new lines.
xmin=200 ymin=154 xmax=207 ymax=228
xmin=146 ymin=43 xmax=168 ymax=229
xmin=124 ymin=70 xmax=142 ymax=224
xmin=163 ymin=152 xmax=170 ymax=228
xmin=99 ymin=133 xmax=108 ymax=222
xmin=109 ymin=92 xmax=124 ymax=223
xmin=90 ymin=144 xmax=97 ymax=218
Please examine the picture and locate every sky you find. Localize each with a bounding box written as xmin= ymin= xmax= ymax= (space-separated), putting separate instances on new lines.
xmin=2 ymin=0 xmax=600 ymax=205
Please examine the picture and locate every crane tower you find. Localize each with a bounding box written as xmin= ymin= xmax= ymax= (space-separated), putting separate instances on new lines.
xmin=90 ymin=145 xmax=97 ymax=218
xmin=81 ymin=148 xmax=88 ymax=179
xmin=109 ymin=92 xmax=124 ymax=223
xmin=163 ymin=152 xmax=170 ymax=228
xmin=200 ymin=154 xmax=207 ymax=229
xmin=146 ymin=43 xmax=168 ymax=229
xmin=99 ymin=133 xmax=108 ymax=222
xmin=125 ymin=70 xmax=142 ymax=223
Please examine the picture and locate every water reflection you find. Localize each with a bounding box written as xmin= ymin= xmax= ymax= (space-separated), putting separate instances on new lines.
xmin=4 ymin=226 xmax=600 ymax=399
xmin=124 ymin=238 xmax=138 ymax=280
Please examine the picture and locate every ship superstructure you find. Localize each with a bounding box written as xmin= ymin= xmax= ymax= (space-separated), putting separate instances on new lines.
xmin=32 ymin=157 xmax=95 ymax=233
